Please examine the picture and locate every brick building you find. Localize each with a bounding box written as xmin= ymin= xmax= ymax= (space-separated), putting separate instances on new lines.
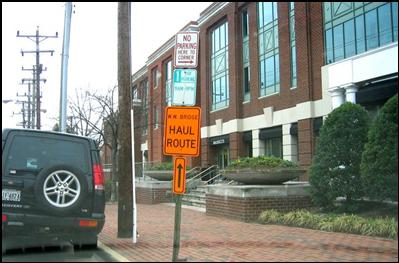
xmin=132 ymin=2 xmax=398 ymax=177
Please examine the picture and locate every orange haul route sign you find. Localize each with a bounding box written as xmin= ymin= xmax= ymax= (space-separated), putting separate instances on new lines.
xmin=163 ymin=106 xmax=201 ymax=157
xmin=173 ymin=157 xmax=186 ymax=194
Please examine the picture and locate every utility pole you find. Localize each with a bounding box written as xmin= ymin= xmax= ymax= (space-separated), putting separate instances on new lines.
xmin=117 ymin=2 xmax=133 ymax=238
xmin=60 ymin=2 xmax=73 ymax=133
xmin=21 ymin=75 xmax=46 ymax=129
xmin=21 ymin=65 xmax=46 ymax=128
xmin=17 ymin=27 xmax=58 ymax=130
xmin=14 ymin=100 xmax=28 ymax=128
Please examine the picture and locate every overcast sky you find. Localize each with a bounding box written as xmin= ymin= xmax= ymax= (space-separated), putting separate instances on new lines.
xmin=2 ymin=2 xmax=212 ymax=130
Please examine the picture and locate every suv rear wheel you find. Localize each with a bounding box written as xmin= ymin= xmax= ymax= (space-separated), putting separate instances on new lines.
xmin=35 ymin=164 xmax=88 ymax=216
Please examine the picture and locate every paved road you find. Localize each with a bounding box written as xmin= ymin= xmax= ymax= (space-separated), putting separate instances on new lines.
xmin=2 ymin=242 xmax=118 ymax=262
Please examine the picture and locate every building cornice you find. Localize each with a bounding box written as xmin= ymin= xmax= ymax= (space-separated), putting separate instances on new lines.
xmin=198 ymin=2 xmax=229 ymax=26
xmin=132 ymin=65 xmax=148 ymax=83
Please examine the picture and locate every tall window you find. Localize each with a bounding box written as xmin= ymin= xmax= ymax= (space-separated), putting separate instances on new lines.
xmin=265 ymin=137 xmax=282 ymax=158
xmin=242 ymin=9 xmax=250 ymax=102
xmin=142 ymin=79 xmax=148 ymax=135
xmin=153 ymin=106 xmax=158 ymax=129
xmin=152 ymin=67 xmax=159 ymax=88
xmin=324 ymin=2 xmax=398 ymax=64
xmin=258 ymin=2 xmax=280 ymax=97
xmin=165 ymin=60 xmax=172 ymax=106
xmin=289 ymin=2 xmax=297 ymax=88
xmin=132 ymin=85 xmax=138 ymax=100
xmin=211 ymin=21 xmax=229 ymax=111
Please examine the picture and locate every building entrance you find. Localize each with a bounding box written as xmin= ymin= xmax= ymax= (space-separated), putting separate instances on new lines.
xmin=217 ymin=146 xmax=230 ymax=170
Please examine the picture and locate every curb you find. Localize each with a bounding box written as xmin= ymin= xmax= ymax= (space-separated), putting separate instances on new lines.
xmin=98 ymin=241 xmax=130 ymax=262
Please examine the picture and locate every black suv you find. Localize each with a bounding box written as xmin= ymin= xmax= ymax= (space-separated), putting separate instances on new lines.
xmin=2 ymin=129 xmax=105 ymax=253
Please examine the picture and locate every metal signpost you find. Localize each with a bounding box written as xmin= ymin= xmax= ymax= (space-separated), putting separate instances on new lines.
xmin=166 ymin=29 xmax=200 ymax=262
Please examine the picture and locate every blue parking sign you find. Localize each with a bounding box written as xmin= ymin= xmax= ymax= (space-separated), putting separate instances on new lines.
xmin=172 ymin=69 xmax=197 ymax=106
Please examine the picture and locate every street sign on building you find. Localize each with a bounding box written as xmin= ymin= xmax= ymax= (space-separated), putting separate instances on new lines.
xmin=173 ymin=157 xmax=186 ymax=194
xmin=172 ymin=69 xmax=197 ymax=106
xmin=174 ymin=32 xmax=199 ymax=68
xmin=163 ymin=106 xmax=201 ymax=156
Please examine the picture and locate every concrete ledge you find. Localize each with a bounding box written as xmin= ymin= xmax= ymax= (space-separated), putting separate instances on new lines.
xmin=207 ymin=182 xmax=310 ymax=198
xmin=136 ymin=180 xmax=172 ymax=189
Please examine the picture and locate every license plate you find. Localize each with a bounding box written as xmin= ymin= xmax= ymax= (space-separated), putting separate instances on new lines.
xmin=2 ymin=189 xmax=21 ymax=202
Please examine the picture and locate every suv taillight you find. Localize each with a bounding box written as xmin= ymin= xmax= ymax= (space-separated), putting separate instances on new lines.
xmin=93 ymin=164 xmax=105 ymax=190
xmin=2 ymin=214 xmax=7 ymax=223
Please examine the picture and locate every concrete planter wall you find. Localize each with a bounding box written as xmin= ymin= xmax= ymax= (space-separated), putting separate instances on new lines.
xmin=136 ymin=180 xmax=172 ymax=204
xmin=145 ymin=170 xmax=173 ymax=181
xmin=224 ymin=168 xmax=306 ymax=185
xmin=206 ymin=182 xmax=312 ymax=222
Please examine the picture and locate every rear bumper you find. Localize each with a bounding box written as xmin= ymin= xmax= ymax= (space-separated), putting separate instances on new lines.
xmin=2 ymin=212 xmax=105 ymax=243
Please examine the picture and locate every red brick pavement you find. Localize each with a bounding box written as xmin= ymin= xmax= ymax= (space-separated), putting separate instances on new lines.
xmin=99 ymin=203 xmax=398 ymax=262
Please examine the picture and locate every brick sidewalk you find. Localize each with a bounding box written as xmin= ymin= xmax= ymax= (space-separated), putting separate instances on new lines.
xmin=99 ymin=203 xmax=398 ymax=262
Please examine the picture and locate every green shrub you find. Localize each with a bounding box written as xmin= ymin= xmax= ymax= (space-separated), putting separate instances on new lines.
xmin=258 ymin=209 xmax=398 ymax=239
xmin=361 ymin=94 xmax=398 ymax=202
xmin=148 ymin=162 xmax=173 ymax=171
xmin=309 ymin=103 xmax=370 ymax=211
xmin=258 ymin=209 xmax=282 ymax=224
xmin=226 ymin=156 xmax=298 ymax=170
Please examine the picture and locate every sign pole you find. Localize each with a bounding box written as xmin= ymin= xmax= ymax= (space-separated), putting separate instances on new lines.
xmin=172 ymin=194 xmax=182 ymax=262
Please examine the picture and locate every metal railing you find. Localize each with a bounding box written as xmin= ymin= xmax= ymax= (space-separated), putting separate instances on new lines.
xmin=187 ymin=165 xmax=218 ymax=183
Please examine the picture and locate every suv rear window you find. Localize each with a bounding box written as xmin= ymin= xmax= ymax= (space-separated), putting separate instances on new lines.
xmin=5 ymin=135 xmax=90 ymax=174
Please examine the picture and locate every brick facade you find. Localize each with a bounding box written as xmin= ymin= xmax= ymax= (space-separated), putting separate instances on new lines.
xmin=132 ymin=2 xmax=326 ymax=175
xmin=136 ymin=187 xmax=172 ymax=204
xmin=206 ymin=194 xmax=312 ymax=222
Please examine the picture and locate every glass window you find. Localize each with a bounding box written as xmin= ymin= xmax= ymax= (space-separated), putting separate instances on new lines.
xmin=258 ymin=2 xmax=279 ymax=97
xmin=378 ymin=4 xmax=392 ymax=46
xmin=243 ymin=67 xmax=250 ymax=102
xmin=260 ymin=59 xmax=265 ymax=94
xmin=291 ymin=46 xmax=297 ymax=87
xmin=258 ymin=2 xmax=264 ymax=28
xmin=242 ymin=10 xmax=249 ymax=38
xmin=265 ymin=137 xmax=282 ymax=158
xmin=333 ymin=24 xmax=344 ymax=61
xmin=264 ymin=2 xmax=273 ymax=25
xmin=393 ymin=2 xmax=398 ymax=41
xmin=289 ymin=3 xmax=296 ymax=88
xmin=132 ymin=86 xmax=139 ymax=100
xmin=242 ymin=8 xmax=250 ymax=102
xmin=365 ymin=9 xmax=378 ymax=50
xmin=323 ymin=2 xmax=398 ymax=64
xmin=325 ymin=28 xmax=334 ymax=64
xmin=7 ymin=135 xmax=89 ymax=173
xmin=355 ymin=15 xmax=366 ymax=54
xmin=153 ymin=106 xmax=158 ymax=129
xmin=152 ymin=67 xmax=159 ymax=88
xmin=273 ymin=2 xmax=278 ymax=20
xmin=265 ymin=56 xmax=274 ymax=90
xmin=259 ymin=32 xmax=265 ymax=56
xmin=165 ymin=60 xmax=172 ymax=106
xmin=344 ymin=19 xmax=356 ymax=58
xmin=211 ymin=21 xmax=229 ymax=110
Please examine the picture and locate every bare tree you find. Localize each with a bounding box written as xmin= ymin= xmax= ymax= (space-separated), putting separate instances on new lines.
xmin=68 ymin=85 xmax=119 ymax=201
xmin=90 ymin=85 xmax=119 ymax=202
xmin=68 ymin=87 xmax=105 ymax=146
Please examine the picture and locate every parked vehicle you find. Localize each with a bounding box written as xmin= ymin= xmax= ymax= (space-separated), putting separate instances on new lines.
xmin=2 ymin=129 xmax=105 ymax=253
